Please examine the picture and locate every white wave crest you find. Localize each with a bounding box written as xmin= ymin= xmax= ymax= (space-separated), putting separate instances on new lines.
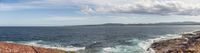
xmin=138 ymin=34 xmax=182 ymax=53
xmin=96 ymin=39 xmax=144 ymax=53
xmin=3 ymin=32 xmax=194 ymax=53
xmin=4 ymin=40 xmax=85 ymax=51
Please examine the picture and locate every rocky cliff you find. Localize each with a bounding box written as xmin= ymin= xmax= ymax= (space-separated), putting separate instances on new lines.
xmin=150 ymin=31 xmax=200 ymax=53
xmin=0 ymin=42 xmax=75 ymax=53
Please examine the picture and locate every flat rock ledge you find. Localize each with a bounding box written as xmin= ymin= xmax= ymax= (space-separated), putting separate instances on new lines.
xmin=0 ymin=42 xmax=75 ymax=53
xmin=150 ymin=31 xmax=200 ymax=53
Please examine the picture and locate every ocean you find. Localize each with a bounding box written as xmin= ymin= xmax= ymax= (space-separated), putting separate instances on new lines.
xmin=0 ymin=25 xmax=200 ymax=53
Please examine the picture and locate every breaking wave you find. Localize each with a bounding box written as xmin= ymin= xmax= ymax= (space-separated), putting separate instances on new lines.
xmin=96 ymin=34 xmax=182 ymax=53
xmin=138 ymin=34 xmax=182 ymax=53
xmin=4 ymin=40 xmax=85 ymax=51
xmin=3 ymin=33 xmax=188 ymax=53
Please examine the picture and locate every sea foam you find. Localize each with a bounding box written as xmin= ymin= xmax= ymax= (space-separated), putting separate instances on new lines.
xmin=3 ymin=32 xmax=194 ymax=53
xmin=4 ymin=40 xmax=85 ymax=51
xmin=138 ymin=34 xmax=182 ymax=53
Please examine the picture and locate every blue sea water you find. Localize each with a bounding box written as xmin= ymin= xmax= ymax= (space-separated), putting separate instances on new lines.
xmin=0 ymin=25 xmax=200 ymax=53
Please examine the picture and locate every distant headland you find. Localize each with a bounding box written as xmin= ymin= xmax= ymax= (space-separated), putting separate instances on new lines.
xmin=77 ymin=21 xmax=200 ymax=26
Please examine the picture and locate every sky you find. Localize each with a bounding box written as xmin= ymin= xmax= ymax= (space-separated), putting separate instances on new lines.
xmin=1 ymin=0 xmax=200 ymax=26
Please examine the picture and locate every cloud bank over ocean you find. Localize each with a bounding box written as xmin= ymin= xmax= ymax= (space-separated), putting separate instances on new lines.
xmin=1 ymin=0 xmax=200 ymax=26
xmin=1 ymin=0 xmax=200 ymax=16
xmin=80 ymin=0 xmax=200 ymax=16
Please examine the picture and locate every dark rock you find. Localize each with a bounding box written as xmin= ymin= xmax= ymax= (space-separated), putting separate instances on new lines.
xmin=182 ymin=33 xmax=196 ymax=38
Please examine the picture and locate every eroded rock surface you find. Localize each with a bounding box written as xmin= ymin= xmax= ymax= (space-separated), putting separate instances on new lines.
xmin=150 ymin=31 xmax=200 ymax=53
xmin=0 ymin=42 xmax=74 ymax=53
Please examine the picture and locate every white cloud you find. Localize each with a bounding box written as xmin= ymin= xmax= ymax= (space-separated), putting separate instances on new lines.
xmin=1 ymin=0 xmax=200 ymax=16
xmin=80 ymin=6 xmax=95 ymax=15
xmin=80 ymin=0 xmax=200 ymax=16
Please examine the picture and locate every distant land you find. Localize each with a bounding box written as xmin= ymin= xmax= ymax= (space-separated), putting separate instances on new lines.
xmin=79 ymin=21 xmax=200 ymax=26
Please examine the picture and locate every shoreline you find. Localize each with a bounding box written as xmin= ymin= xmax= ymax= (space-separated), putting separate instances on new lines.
xmin=0 ymin=30 xmax=199 ymax=53
xmin=150 ymin=31 xmax=200 ymax=53
xmin=0 ymin=42 xmax=75 ymax=53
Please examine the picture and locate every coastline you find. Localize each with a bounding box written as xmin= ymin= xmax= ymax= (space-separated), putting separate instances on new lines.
xmin=150 ymin=31 xmax=200 ymax=53
xmin=0 ymin=30 xmax=199 ymax=53
xmin=0 ymin=42 xmax=75 ymax=53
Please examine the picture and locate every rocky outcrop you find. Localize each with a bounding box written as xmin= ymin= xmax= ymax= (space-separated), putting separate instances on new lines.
xmin=0 ymin=42 xmax=75 ymax=53
xmin=150 ymin=31 xmax=200 ymax=53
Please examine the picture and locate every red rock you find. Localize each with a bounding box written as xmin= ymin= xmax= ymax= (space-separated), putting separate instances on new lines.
xmin=0 ymin=42 xmax=70 ymax=53
xmin=150 ymin=31 xmax=200 ymax=53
